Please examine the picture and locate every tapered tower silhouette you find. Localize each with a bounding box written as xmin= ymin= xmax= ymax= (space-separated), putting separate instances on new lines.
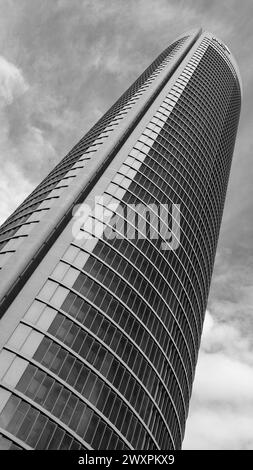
xmin=0 ymin=29 xmax=241 ymax=450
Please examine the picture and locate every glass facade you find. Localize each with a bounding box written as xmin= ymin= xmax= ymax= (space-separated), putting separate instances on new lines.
xmin=0 ymin=35 xmax=189 ymax=269
xmin=0 ymin=29 xmax=241 ymax=450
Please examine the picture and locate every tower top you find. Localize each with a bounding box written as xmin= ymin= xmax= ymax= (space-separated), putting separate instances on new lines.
xmin=202 ymin=30 xmax=243 ymax=95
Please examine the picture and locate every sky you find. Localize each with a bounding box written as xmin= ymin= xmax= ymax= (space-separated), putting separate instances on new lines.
xmin=0 ymin=0 xmax=252 ymax=449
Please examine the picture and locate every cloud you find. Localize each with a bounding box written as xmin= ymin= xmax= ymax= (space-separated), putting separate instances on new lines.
xmin=0 ymin=0 xmax=251 ymax=206
xmin=0 ymin=160 xmax=34 ymax=223
xmin=183 ymin=310 xmax=253 ymax=449
xmin=0 ymin=104 xmax=56 ymax=222
xmin=0 ymin=55 xmax=28 ymax=105
xmin=0 ymin=54 xmax=57 ymax=223
xmin=184 ymin=409 xmax=253 ymax=450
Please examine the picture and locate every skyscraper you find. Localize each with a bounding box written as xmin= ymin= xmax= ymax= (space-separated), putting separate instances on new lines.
xmin=0 ymin=28 xmax=241 ymax=450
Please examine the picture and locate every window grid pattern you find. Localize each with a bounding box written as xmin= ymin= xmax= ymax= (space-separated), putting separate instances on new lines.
xmin=0 ymin=301 xmax=175 ymax=449
xmin=0 ymin=349 xmax=131 ymax=450
xmin=0 ymin=433 xmax=22 ymax=450
xmin=0 ymin=387 xmax=87 ymax=450
xmin=10 ymin=319 xmax=168 ymax=449
xmin=65 ymin=239 xmax=190 ymax=408
xmin=0 ymin=35 xmax=241 ymax=451
xmin=39 ymin=38 xmax=240 ymax=448
xmin=0 ymin=37 xmax=189 ymax=267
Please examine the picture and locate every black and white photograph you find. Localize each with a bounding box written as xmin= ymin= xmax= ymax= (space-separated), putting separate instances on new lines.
xmin=0 ymin=0 xmax=251 ymax=459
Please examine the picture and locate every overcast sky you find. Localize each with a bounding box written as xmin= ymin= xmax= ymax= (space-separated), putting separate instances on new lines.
xmin=0 ymin=0 xmax=252 ymax=449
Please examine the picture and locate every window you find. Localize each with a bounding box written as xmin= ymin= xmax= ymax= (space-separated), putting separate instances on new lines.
xmin=120 ymin=177 xmax=132 ymax=190
xmin=50 ymin=286 xmax=68 ymax=309
xmin=36 ymin=306 xmax=57 ymax=331
xmin=131 ymin=160 xmax=142 ymax=170
xmin=115 ymin=187 xmax=126 ymax=200
xmin=24 ymin=301 xmax=45 ymax=324
xmin=74 ymin=251 xmax=89 ymax=269
xmin=112 ymin=174 xmax=124 ymax=185
xmin=106 ymin=183 xmax=117 ymax=196
xmin=93 ymin=220 xmax=104 ymax=240
xmin=38 ymin=280 xmax=57 ymax=302
xmin=135 ymin=152 xmax=146 ymax=163
xmin=0 ymin=351 xmax=15 ymax=380
xmin=129 ymin=148 xmax=140 ymax=158
xmin=134 ymin=142 xmax=144 ymax=151
xmin=51 ymin=262 xmax=69 ymax=282
xmin=118 ymin=165 xmax=130 ymax=176
xmin=3 ymin=357 xmax=28 ymax=387
xmin=20 ymin=331 xmax=44 ymax=357
xmin=83 ymin=237 xmax=99 ymax=254
xmin=0 ymin=434 xmax=19 ymax=449
xmin=62 ymin=266 xmax=80 ymax=287
xmin=0 ymin=394 xmax=20 ymax=430
xmin=7 ymin=324 xmax=31 ymax=350
xmin=125 ymin=168 xmax=136 ymax=180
